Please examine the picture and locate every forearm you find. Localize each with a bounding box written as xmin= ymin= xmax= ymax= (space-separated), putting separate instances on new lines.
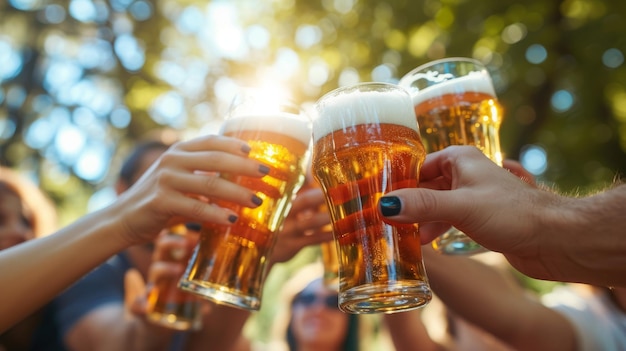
xmin=125 ymin=320 xmax=174 ymax=351
xmin=185 ymin=304 xmax=251 ymax=351
xmin=425 ymin=252 xmax=530 ymax=339
xmin=65 ymin=304 xmax=175 ymax=351
xmin=0 ymin=206 xmax=130 ymax=332
xmin=383 ymin=310 xmax=444 ymax=351
xmin=425 ymin=251 xmax=576 ymax=350
xmin=530 ymin=183 xmax=626 ymax=287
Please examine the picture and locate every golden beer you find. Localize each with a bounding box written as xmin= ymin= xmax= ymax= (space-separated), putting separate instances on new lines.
xmin=400 ymin=58 xmax=503 ymax=255
xmin=411 ymin=75 xmax=503 ymax=164
xmin=180 ymin=108 xmax=311 ymax=311
xmin=146 ymin=224 xmax=202 ymax=331
xmin=312 ymin=83 xmax=432 ymax=314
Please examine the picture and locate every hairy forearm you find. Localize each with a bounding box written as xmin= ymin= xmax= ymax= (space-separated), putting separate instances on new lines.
xmin=532 ymin=183 xmax=626 ymax=287
xmin=0 ymin=206 xmax=129 ymax=333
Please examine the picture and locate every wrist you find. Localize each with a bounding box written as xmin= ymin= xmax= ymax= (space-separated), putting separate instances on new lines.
xmin=87 ymin=203 xmax=138 ymax=251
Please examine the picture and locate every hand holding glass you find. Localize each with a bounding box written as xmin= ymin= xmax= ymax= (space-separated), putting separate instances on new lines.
xmin=179 ymin=92 xmax=311 ymax=311
xmin=146 ymin=224 xmax=203 ymax=331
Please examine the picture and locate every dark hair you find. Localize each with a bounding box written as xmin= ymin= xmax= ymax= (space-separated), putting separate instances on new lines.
xmin=118 ymin=140 xmax=170 ymax=186
xmin=285 ymin=303 xmax=360 ymax=351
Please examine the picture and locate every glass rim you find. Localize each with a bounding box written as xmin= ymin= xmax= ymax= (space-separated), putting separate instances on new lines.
xmin=400 ymin=57 xmax=486 ymax=82
xmin=226 ymin=88 xmax=307 ymax=120
xmin=316 ymin=81 xmax=409 ymax=104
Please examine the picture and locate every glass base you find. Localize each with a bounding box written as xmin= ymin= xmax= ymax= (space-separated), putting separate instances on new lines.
xmin=432 ymin=227 xmax=487 ymax=255
xmin=178 ymin=279 xmax=261 ymax=311
xmin=146 ymin=311 xmax=202 ymax=331
xmin=339 ymin=280 xmax=431 ymax=314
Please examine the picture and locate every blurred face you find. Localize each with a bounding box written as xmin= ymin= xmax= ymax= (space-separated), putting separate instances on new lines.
xmin=290 ymin=278 xmax=349 ymax=350
xmin=0 ymin=191 xmax=35 ymax=250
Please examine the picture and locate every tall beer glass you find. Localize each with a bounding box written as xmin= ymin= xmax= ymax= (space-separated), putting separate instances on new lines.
xmin=179 ymin=91 xmax=312 ymax=311
xmin=399 ymin=57 xmax=503 ymax=255
xmin=146 ymin=223 xmax=203 ymax=331
xmin=312 ymin=83 xmax=432 ymax=314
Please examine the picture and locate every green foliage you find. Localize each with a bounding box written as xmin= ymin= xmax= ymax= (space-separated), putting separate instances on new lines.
xmin=1 ymin=0 xmax=625 ymax=343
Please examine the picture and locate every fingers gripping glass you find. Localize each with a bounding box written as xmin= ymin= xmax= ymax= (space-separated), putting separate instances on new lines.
xmin=293 ymin=293 xmax=339 ymax=309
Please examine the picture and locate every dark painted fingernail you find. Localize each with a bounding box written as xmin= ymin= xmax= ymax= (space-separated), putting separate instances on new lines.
xmin=185 ymin=222 xmax=202 ymax=231
xmin=251 ymin=194 xmax=263 ymax=206
xmin=241 ymin=144 xmax=251 ymax=154
xmin=380 ymin=196 xmax=401 ymax=216
xmin=228 ymin=215 xmax=238 ymax=223
xmin=258 ymin=164 xmax=270 ymax=175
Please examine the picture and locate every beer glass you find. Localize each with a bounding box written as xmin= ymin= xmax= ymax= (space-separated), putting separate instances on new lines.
xmin=312 ymin=82 xmax=432 ymax=314
xmin=145 ymin=223 xmax=203 ymax=331
xmin=399 ymin=57 xmax=503 ymax=255
xmin=179 ymin=91 xmax=312 ymax=311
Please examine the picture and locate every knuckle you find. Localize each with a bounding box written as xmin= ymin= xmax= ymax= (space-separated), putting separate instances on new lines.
xmin=203 ymin=174 xmax=220 ymax=191
xmin=410 ymin=190 xmax=440 ymax=219
xmin=190 ymin=200 xmax=206 ymax=218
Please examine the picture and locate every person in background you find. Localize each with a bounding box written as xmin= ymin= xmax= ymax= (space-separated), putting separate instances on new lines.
xmin=54 ymin=135 xmax=337 ymax=351
xmin=0 ymin=167 xmax=66 ymax=350
xmin=379 ymin=145 xmax=626 ymax=287
xmin=135 ymin=181 xmax=343 ymax=351
xmin=0 ymin=135 xmax=269 ymax=349
xmin=262 ymin=262 xmax=443 ymax=351
xmin=54 ymin=139 xmax=181 ymax=351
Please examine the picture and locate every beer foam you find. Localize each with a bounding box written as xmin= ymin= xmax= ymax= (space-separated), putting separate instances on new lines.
xmin=221 ymin=112 xmax=312 ymax=145
xmin=410 ymin=71 xmax=496 ymax=106
xmin=313 ymin=89 xmax=418 ymax=142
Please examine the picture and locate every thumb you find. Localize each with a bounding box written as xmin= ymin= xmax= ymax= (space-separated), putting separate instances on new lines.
xmin=379 ymin=188 xmax=466 ymax=225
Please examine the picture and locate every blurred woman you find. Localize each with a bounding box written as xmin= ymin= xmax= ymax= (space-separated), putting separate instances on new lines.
xmin=0 ymin=167 xmax=65 ymax=350
xmin=288 ymin=277 xmax=359 ymax=351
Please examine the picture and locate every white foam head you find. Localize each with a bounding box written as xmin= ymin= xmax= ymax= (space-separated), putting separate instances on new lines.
xmin=408 ymin=71 xmax=496 ymax=106
xmin=220 ymin=112 xmax=312 ymax=146
xmin=313 ymin=85 xmax=418 ymax=142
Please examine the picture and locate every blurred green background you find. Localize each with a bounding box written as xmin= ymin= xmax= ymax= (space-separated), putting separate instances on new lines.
xmin=1 ymin=0 xmax=625 ymax=346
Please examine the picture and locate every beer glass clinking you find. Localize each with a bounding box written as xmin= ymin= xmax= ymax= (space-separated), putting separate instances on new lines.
xmin=145 ymin=224 xmax=203 ymax=331
xmin=179 ymin=91 xmax=312 ymax=311
xmin=312 ymin=82 xmax=432 ymax=314
xmin=399 ymin=57 xmax=503 ymax=255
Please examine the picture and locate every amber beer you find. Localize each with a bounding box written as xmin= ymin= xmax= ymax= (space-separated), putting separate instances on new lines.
xmin=409 ymin=71 xmax=503 ymax=164
xmin=146 ymin=224 xmax=202 ymax=331
xmin=400 ymin=58 xmax=503 ymax=255
xmin=180 ymin=104 xmax=311 ymax=311
xmin=312 ymin=83 xmax=432 ymax=314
